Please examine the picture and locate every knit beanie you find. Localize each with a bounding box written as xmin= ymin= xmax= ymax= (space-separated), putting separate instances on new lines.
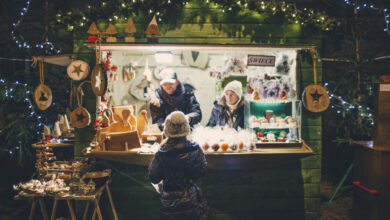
xmin=224 ymin=80 xmax=242 ymax=98
xmin=164 ymin=111 xmax=190 ymax=138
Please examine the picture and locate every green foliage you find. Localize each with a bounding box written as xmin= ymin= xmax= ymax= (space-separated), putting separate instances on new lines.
xmin=0 ymin=65 xmax=70 ymax=166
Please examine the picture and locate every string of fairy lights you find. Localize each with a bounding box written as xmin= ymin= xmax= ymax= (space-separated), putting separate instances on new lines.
xmin=344 ymin=0 xmax=390 ymax=35
xmin=10 ymin=0 xmax=60 ymax=53
xmin=9 ymin=0 xmax=390 ymax=52
xmin=56 ymin=0 xmax=337 ymax=32
xmin=0 ymin=78 xmax=50 ymax=155
xmin=324 ymin=82 xmax=374 ymax=125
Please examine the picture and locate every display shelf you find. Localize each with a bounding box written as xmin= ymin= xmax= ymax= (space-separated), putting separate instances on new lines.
xmin=245 ymin=100 xmax=302 ymax=145
xmin=251 ymin=124 xmax=297 ymax=129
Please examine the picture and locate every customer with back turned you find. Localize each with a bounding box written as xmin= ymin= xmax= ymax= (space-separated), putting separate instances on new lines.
xmin=148 ymin=111 xmax=209 ymax=220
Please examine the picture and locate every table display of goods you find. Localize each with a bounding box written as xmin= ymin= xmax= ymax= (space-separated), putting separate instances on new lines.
xmin=191 ymin=126 xmax=255 ymax=153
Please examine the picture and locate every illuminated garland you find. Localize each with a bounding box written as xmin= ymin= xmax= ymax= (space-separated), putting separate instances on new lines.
xmin=10 ymin=0 xmax=60 ymax=53
xmin=344 ymin=0 xmax=389 ymax=34
xmin=56 ymin=0 xmax=338 ymax=32
xmin=324 ymin=82 xmax=374 ymax=125
xmin=0 ymin=78 xmax=48 ymax=155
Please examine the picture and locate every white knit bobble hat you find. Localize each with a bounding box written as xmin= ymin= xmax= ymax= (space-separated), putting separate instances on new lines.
xmin=224 ymin=80 xmax=242 ymax=98
xmin=164 ymin=111 xmax=190 ymax=138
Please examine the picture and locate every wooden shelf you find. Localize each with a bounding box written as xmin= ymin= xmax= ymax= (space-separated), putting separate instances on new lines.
xmin=32 ymin=142 xmax=73 ymax=148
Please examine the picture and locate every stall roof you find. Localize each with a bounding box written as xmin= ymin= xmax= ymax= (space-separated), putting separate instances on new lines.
xmin=43 ymin=54 xmax=73 ymax=67
xmin=85 ymin=43 xmax=314 ymax=52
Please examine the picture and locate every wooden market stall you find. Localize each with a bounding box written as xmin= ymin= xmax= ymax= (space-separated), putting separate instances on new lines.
xmin=69 ymin=3 xmax=325 ymax=219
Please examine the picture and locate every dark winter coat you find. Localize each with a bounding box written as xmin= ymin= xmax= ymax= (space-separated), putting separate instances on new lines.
xmin=148 ymin=137 xmax=209 ymax=220
xmin=207 ymin=96 xmax=245 ymax=130
xmin=150 ymin=82 xmax=202 ymax=130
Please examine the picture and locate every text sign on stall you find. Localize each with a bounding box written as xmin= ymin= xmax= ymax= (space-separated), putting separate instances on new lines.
xmin=247 ymin=55 xmax=275 ymax=66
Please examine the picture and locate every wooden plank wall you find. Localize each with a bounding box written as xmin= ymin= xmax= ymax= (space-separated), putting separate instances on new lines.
xmin=73 ymin=2 xmax=323 ymax=219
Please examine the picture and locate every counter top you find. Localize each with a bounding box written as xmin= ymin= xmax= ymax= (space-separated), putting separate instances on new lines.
xmin=87 ymin=142 xmax=314 ymax=169
xmin=353 ymin=140 xmax=390 ymax=152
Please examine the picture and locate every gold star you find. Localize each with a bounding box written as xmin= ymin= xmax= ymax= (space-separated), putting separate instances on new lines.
xmin=72 ymin=64 xmax=83 ymax=77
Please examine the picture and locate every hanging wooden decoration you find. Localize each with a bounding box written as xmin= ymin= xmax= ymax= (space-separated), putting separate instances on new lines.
xmin=70 ymin=82 xmax=91 ymax=128
xmin=91 ymin=38 xmax=108 ymax=96
xmin=32 ymin=58 xmax=52 ymax=110
xmin=91 ymin=64 xmax=108 ymax=96
xmin=302 ymin=49 xmax=330 ymax=113
xmin=67 ymin=60 xmax=90 ymax=81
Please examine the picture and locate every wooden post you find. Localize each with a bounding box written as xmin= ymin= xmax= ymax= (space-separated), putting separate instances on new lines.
xmin=38 ymin=199 xmax=49 ymax=220
xmin=28 ymin=199 xmax=37 ymax=220
xmin=66 ymin=199 xmax=76 ymax=220
xmin=50 ymin=198 xmax=58 ymax=220
xmin=106 ymin=184 xmax=119 ymax=220
xmin=93 ymin=198 xmax=103 ymax=220
xmin=82 ymin=201 xmax=91 ymax=220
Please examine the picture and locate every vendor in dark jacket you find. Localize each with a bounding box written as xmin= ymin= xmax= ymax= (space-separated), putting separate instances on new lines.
xmin=150 ymin=68 xmax=202 ymax=130
xmin=207 ymin=80 xmax=245 ymax=130
xmin=148 ymin=111 xmax=209 ymax=220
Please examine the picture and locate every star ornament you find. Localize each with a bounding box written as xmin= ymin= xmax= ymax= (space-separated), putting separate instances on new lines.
xmin=76 ymin=113 xmax=86 ymax=122
xmin=72 ymin=64 xmax=84 ymax=77
xmin=310 ymin=89 xmax=323 ymax=103
xmin=95 ymin=72 xmax=101 ymax=88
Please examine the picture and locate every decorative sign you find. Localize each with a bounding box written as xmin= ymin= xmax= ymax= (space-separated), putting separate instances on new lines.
xmin=247 ymin=55 xmax=275 ymax=66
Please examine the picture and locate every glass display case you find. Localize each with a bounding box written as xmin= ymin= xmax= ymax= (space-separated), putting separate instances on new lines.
xmin=243 ymin=71 xmax=301 ymax=147
xmin=245 ymin=100 xmax=302 ymax=147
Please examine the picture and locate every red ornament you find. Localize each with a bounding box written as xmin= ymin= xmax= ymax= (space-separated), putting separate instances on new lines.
xmin=202 ymin=143 xmax=210 ymax=151
xmin=88 ymin=36 xmax=98 ymax=43
xmin=256 ymin=131 xmax=265 ymax=138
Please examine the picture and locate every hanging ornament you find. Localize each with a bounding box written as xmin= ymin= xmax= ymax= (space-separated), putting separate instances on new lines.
xmin=154 ymin=65 xmax=166 ymax=80
xmin=67 ymin=60 xmax=90 ymax=81
xmin=123 ymin=63 xmax=136 ymax=82
xmin=32 ymin=57 xmax=52 ymax=110
xmin=91 ymin=63 xmax=108 ymax=96
xmin=70 ymin=82 xmax=91 ymax=128
xmin=91 ymin=37 xmax=108 ymax=96
xmin=302 ymin=49 xmax=330 ymax=113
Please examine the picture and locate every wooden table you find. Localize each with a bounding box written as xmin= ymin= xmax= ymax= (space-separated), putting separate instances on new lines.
xmin=14 ymin=179 xmax=118 ymax=220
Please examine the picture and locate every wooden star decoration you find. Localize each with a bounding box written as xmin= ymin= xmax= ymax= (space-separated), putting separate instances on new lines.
xmin=310 ymin=89 xmax=323 ymax=103
xmin=94 ymin=72 xmax=101 ymax=88
xmin=39 ymin=91 xmax=47 ymax=101
xmin=72 ymin=64 xmax=83 ymax=77
xmin=76 ymin=113 xmax=86 ymax=122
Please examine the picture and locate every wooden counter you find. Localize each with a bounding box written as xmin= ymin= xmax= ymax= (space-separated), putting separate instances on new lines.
xmin=87 ymin=142 xmax=314 ymax=170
